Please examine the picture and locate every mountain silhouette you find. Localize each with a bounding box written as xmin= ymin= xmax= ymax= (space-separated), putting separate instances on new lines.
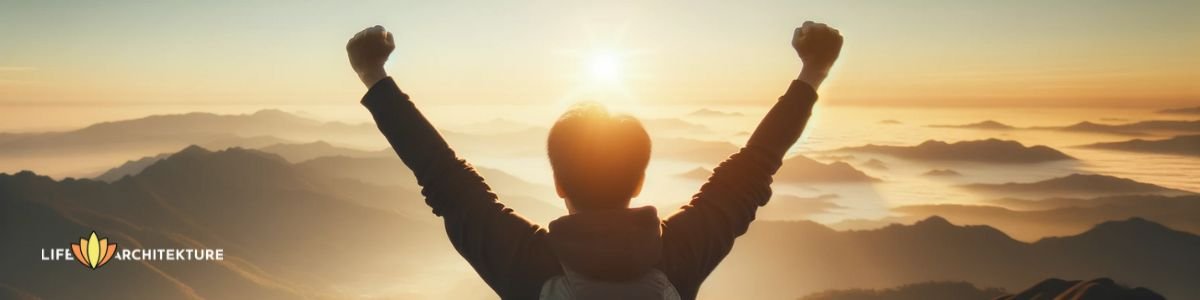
xmin=257 ymin=141 xmax=389 ymax=162
xmin=0 ymin=109 xmax=382 ymax=178
xmin=997 ymin=278 xmax=1164 ymax=300
xmin=1080 ymin=134 xmax=1200 ymax=157
xmin=0 ymin=110 xmax=377 ymax=156
xmin=702 ymin=216 xmax=1200 ymax=299
xmin=896 ymin=194 xmax=1200 ymax=240
xmin=962 ymin=173 xmax=1195 ymax=197
xmin=674 ymin=167 xmax=713 ymax=180
xmin=776 ymin=155 xmax=880 ymax=182
xmin=93 ymin=152 xmax=172 ymax=182
xmin=1038 ymin=120 xmax=1200 ymax=135
xmin=930 ymin=120 xmax=1016 ymax=130
xmin=837 ymin=138 xmax=1073 ymax=163
xmin=0 ymin=146 xmax=459 ymax=299
xmin=6 ymin=154 xmax=1197 ymax=300
xmin=799 ymin=281 xmax=1006 ymax=300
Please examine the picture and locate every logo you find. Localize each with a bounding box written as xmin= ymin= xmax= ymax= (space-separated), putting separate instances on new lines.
xmin=70 ymin=231 xmax=117 ymax=270
xmin=42 ymin=230 xmax=225 ymax=270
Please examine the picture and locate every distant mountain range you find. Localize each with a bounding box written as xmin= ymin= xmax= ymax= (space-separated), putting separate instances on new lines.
xmin=837 ymin=138 xmax=1074 ymax=163
xmin=776 ymin=155 xmax=880 ymax=183
xmin=799 ymin=281 xmax=1007 ymax=300
xmin=704 ymin=216 xmax=1200 ymax=299
xmin=930 ymin=119 xmax=1200 ymax=136
xmin=673 ymin=155 xmax=880 ymax=183
xmin=807 ymin=278 xmax=1164 ymax=300
xmin=1035 ymin=120 xmax=1200 ymax=135
xmin=1080 ymin=134 xmax=1200 ymax=156
xmin=257 ymin=141 xmax=391 ymax=162
xmin=961 ymin=173 xmax=1195 ymax=198
xmin=0 ymin=146 xmax=453 ymax=299
xmin=0 ymin=109 xmax=377 ymax=156
xmin=3 ymin=146 xmax=1197 ymax=298
xmin=930 ymin=120 xmax=1016 ymax=130
xmin=897 ymin=194 xmax=1200 ymax=241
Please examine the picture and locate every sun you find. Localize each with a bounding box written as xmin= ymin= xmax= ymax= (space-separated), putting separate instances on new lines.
xmin=586 ymin=51 xmax=623 ymax=83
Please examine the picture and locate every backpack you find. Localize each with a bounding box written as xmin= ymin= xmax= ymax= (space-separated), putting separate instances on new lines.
xmin=539 ymin=267 xmax=681 ymax=300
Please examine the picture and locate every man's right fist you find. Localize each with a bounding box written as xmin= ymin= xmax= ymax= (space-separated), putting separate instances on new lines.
xmin=792 ymin=21 xmax=843 ymax=76
xmin=347 ymin=25 xmax=395 ymax=88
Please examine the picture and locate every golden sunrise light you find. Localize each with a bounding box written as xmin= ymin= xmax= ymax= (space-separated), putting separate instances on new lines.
xmin=2 ymin=1 xmax=1198 ymax=299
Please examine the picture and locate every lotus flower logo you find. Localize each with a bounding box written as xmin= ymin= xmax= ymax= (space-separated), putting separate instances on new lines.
xmin=70 ymin=231 xmax=117 ymax=269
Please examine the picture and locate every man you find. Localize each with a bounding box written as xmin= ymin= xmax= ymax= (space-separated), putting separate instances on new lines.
xmin=347 ymin=21 xmax=842 ymax=299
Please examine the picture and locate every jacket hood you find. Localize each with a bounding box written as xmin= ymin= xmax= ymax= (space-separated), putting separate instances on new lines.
xmin=546 ymin=206 xmax=663 ymax=282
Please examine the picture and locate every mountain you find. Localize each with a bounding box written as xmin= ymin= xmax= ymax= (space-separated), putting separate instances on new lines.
xmin=930 ymin=120 xmax=1016 ymax=130
xmin=0 ymin=146 xmax=465 ymax=299
xmin=806 ymin=279 xmax=1162 ymax=300
xmin=1039 ymin=120 xmax=1200 ymax=135
xmin=0 ymin=110 xmax=377 ymax=156
xmin=961 ymin=173 xmax=1195 ymax=198
xmin=5 ymin=148 xmax=1198 ymax=299
xmin=686 ymin=108 xmax=743 ymax=117
xmin=0 ymin=109 xmax=382 ymax=178
xmin=799 ymin=281 xmax=1007 ymax=300
xmin=257 ymin=141 xmax=388 ymax=162
xmin=674 ymin=154 xmax=879 ymax=183
xmin=895 ymin=194 xmax=1200 ymax=240
xmin=776 ymin=155 xmax=880 ymax=183
xmin=1156 ymin=106 xmax=1200 ymax=115
xmin=997 ymin=278 xmax=1164 ymax=300
xmin=674 ymin=167 xmax=712 ymax=180
xmin=93 ymin=152 xmax=172 ymax=182
xmin=1079 ymin=134 xmax=1200 ymax=156
xmin=702 ymin=217 xmax=1200 ymax=299
xmin=837 ymin=139 xmax=1073 ymax=163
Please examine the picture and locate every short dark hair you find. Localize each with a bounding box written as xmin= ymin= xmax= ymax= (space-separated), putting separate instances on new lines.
xmin=547 ymin=102 xmax=651 ymax=210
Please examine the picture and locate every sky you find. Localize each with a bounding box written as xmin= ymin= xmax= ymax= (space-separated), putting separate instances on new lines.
xmin=1 ymin=0 xmax=1197 ymax=111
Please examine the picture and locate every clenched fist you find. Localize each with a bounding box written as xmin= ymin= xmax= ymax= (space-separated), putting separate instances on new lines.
xmin=792 ymin=21 xmax=843 ymax=89
xmin=347 ymin=25 xmax=395 ymax=88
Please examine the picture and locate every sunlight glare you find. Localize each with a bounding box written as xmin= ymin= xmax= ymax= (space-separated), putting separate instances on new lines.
xmin=587 ymin=52 xmax=622 ymax=83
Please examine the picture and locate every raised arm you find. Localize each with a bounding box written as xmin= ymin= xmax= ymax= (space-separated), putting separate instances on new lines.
xmin=659 ymin=22 xmax=842 ymax=294
xmin=347 ymin=26 xmax=559 ymax=298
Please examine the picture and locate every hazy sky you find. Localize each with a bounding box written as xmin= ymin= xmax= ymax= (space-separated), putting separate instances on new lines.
xmin=1 ymin=0 xmax=1197 ymax=108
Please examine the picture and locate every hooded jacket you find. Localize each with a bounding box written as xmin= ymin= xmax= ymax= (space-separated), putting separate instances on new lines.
xmin=362 ymin=77 xmax=818 ymax=299
xmin=540 ymin=206 xmax=679 ymax=299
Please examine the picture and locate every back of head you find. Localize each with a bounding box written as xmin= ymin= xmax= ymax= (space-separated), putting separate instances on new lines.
xmin=548 ymin=102 xmax=651 ymax=211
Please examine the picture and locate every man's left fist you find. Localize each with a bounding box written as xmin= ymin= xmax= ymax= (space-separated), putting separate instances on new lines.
xmin=347 ymin=25 xmax=394 ymax=87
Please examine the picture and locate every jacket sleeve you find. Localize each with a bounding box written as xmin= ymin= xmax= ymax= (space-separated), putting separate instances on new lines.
xmin=659 ymin=80 xmax=818 ymax=294
xmin=360 ymin=78 xmax=560 ymax=299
